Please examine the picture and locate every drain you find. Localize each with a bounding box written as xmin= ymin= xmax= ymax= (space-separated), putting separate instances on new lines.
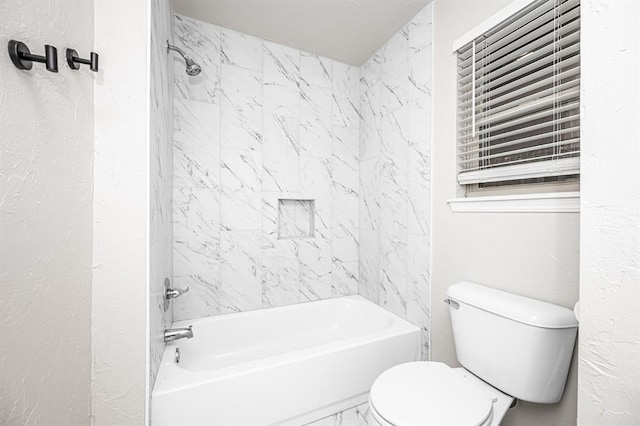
xmin=174 ymin=347 xmax=181 ymax=364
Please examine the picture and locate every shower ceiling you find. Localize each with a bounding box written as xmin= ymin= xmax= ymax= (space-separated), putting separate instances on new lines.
xmin=172 ymin=0 xmax=432 ymax=65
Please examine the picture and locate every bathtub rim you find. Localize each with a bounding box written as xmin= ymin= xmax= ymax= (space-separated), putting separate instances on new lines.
xmin=152 ymin=295 xmax=421 ymax=395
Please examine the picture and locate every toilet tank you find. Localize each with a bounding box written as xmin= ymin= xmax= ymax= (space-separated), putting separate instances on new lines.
xmin=446 ymin=282 xmax=578 ymax=404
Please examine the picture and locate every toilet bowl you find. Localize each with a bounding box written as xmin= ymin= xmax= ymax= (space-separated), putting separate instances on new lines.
xmin=367 ymin=362 xmax=513 ymax=426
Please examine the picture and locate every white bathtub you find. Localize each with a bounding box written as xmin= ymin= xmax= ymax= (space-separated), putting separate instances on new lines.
xmin=151 ymin=295 xmax=420 ymax=425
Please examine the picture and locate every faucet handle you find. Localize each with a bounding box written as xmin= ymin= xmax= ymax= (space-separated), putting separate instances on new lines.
xmin=166 ymin=286 xmax=190 ymax=300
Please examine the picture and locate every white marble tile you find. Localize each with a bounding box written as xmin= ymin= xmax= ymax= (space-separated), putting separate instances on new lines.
xmin=173 ymin=98 xmax=220 ymax=189
xmin=379 ymin=155 xmax=408 ymax=285
xmin=300 ymin=87 xmax=332 ymax=157
xmin=379 ymin=269 xmax=408 ymax=318
xmin=172 ymin=274 xmax=223 ymax=320
xmin=300 ymin=156 xmax=332 ymax=231
xmin=359 ymin=84 xmax=382 ymax=161
xmin=173 ymin=186 xmax=220 ymax=277
xmin=221 ymin=27 xmax=262 ymax=71
xmin=264 ymin=84 xmax=300 ymax=118
xmin=381 ymin=29 xmax=409 ymax=117
xmin=408 ymin=4 xmax=433 ymax=104
xmin=174 ymin=14 xmax=221 ymax=104
xmin=407 ymin=2 xmax=433 ymax=43
xmin=332 ymin=181 xmax=359 ymax=264
xmin=299 ymin=229 xmax=333 ymax=301
xmin=407 ymin=148 xmax=431 ymax=236
xmin=262 ymin=238 xmax=300 ymax=308
xmin=150 ymin=148 xmax=172 ymax=248
xmin=380 ymin=151 xmax=408 ymax=208
xmin=408 ymin=96 xmax=431 ymax=153
xmin=300 ymin=118 xmax=333 ymax=159
xmin=220 ymin=230 xmax=263 ymax=312
xmin=150 ymin=156 xmax=173 ymax=244
xmin=360 ymin=50 xmax=383 ymax=92
xmin=332 ymin=259 xmax=358 ymax=297
xmin=304 ymin=403 xmax=370 ymax=426
xmin=263 ymin=41 xmax=300 ymax=90
xmin=220 ymin=148 xmax=262 ymax=230
xmin=301 ymin=83 xmax=332 ymax=125
xmin=260 ymin=192 xmax=278 ymax=239
xmin=332 ymin=126 xmax=359 ymax=194
xmin=380 ymin=105 xmax=409 ymax=157
xmin=262 ymin=114 xmax=300 ymax=192
xmin=407 ymin=233 xmax=430 ymax=360
xmin=332 ymin=200 xmax=358 ymax=262
xmin=301 ymin=52 xmax=332 ymax=89
xmin=300 ymin=83 xmax=333 ymax=157
xmin=332 ymin=125 xmax=359 ymax=263
xmin=332 ymin=62 xmax=361 ymax=128
xmin=379 ymin=226 xmax=408 ymax=284
xmin=296 ymin=200 xmax=315 ymax=237
xmin=277 ymin=199 xmax=299 ymax=238
xmin=262 ymin=42 xmax=300 ymax=117
xmin=359 ymin=158 xmax=380 ymax=232
xmin=358 ymin=228 xmax=379 ymax=304
xmin=408 ymin=7 xmax=432 ymax=154
xmin=220 ymin=64 xmax=263 ymax=151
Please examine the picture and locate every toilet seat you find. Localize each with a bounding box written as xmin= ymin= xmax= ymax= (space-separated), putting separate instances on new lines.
xmin=369 ymin=362 xmax=494 ymax=426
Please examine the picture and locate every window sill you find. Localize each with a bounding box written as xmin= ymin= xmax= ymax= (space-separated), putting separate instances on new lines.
xmin=447 ymin=192 xmax=580 ymax=213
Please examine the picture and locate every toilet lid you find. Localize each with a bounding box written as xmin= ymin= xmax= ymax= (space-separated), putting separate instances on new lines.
xmin=370 ymin=362 xmax=493 ymax=426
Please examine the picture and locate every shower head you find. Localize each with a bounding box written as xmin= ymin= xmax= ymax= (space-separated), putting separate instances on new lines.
xmin=167 ymin=41 xmax=202 ymax=76
xmin=184 ymin=58 xmax=202 ymax=76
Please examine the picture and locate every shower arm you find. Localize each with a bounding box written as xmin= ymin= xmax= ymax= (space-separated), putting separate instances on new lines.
xmin=167 ymin=41 xmax=191 ymax=61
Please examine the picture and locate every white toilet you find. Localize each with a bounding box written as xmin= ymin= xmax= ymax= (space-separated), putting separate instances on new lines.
xmin=368 ymin=282 xmax=578 ymax=426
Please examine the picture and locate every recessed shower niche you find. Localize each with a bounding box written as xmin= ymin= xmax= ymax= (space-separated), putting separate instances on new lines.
xmin=278 ymin=199 xmax=315 ymax=239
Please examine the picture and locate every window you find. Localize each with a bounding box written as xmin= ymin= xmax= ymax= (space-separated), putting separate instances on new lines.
xmin=456 ymin=0 xmax=580 ymax=194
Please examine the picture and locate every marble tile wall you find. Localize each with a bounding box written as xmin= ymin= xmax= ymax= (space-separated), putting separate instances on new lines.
xmin=149 ymin=0 xmax=174 ymax=391
xmin=172 ymin=14 xmax=360 ymax=320
xmin=358 ymin=4 xmax=433 ymax=360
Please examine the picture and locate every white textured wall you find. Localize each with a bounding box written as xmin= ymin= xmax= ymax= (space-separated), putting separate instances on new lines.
xmin=0 ymin=1 xmax=94 ymax=424
xmin=92 ymin=0 xmax=149 ymax=423
xmin=171 ymin=15 xmax=360 ymax=320
xmin=431 ymin=1 xmax=580 ymax=425
xmin=149 ymin=0 xmax=174 ymax=398
xmin=358 ymin=4 xmax=433 ymax=360
xmin=578 ymin=1 xmax=640 ymax=424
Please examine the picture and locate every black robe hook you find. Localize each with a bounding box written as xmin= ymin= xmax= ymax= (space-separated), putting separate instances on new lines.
xmin=8 ymin=40 xmax=58 ymax=72
xmin=66 ymin=49 xmax=98 ymax=72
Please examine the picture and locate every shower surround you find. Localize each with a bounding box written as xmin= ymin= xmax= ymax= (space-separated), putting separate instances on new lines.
xmin=150 ymin=0 xmax=174 ymax=392
xmin=169 ymin=4 xmax=433 ymax=362
xmin=172 ymin=15 xmax=361 ymax=320
xmin=358 ymin=4 xmax=433 ymax=360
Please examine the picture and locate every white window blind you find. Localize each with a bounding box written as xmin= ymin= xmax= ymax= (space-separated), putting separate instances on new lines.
xmin=457 ymin=0 xmax=580 ymax=187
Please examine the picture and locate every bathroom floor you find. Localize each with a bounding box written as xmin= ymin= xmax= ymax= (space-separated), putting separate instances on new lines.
xmin=305 ymin=403 xmax=369 ymax=426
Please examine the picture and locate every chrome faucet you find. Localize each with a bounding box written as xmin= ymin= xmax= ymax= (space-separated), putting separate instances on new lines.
xmin=164 ymin=325 xmax=193 ymax=343
xmin=163 ymin=278 xmax=190 ymax=312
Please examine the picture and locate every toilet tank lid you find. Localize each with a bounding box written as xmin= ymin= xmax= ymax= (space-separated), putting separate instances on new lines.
xmin=447 ymin=282 xmax=578 ymax=329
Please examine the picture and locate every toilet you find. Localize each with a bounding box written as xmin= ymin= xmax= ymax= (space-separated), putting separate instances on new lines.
xmin=368 ymin=282 xmax=578 ymax=426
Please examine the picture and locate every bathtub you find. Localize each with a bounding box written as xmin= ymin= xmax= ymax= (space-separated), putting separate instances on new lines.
xmin=151 ymin=295 xmax=420 ymax=425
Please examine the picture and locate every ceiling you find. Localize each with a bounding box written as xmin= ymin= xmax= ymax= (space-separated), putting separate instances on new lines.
xmin=172 ymin=0 xmax=432 ymax=65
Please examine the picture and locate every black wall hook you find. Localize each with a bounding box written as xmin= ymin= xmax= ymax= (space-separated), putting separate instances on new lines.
xmin=66 ymin=49 xmax=98 ymax=72
xmin=8 ymin=40 xmax=58 ymax=72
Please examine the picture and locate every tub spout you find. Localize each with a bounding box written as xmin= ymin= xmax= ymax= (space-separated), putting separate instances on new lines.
xmin=164 ymin=325 xmax=193 ymax=343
